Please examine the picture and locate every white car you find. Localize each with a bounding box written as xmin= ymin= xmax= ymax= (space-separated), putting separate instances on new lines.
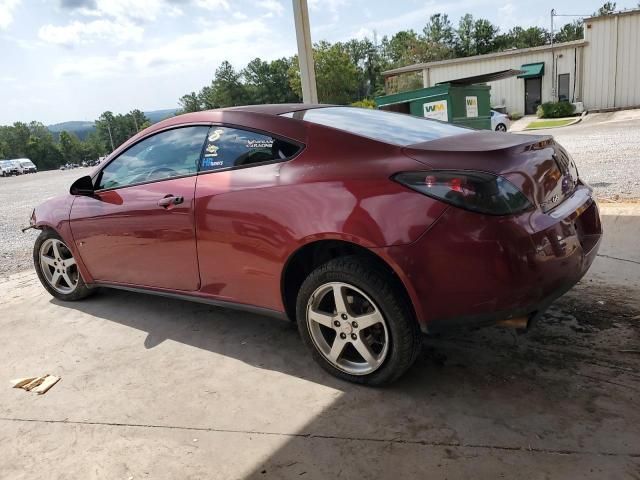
xmin=0 ymin=159 xmax=19 ymax=176
xmin=490 ymin=110 xmax=510 ymax=132
xmin=16 ymin=158 xmax=37 ymax=174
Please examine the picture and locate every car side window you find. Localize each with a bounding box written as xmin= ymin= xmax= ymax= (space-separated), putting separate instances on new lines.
xmin=200 ymin=126 xmax=300 ymax=172
xmin=97 ymin=126 xmax=209 ymax=190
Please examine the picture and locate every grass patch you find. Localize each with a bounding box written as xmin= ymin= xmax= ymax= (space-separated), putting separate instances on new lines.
xmin=526 ymin=118 xmax=575 ymax=129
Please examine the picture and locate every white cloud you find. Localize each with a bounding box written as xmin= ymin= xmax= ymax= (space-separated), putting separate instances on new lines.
xmin=53 ymin=18 xmax=289 ymax=78
xmin=38 ymin=19 xmax=144 ymax=46
xmin=496 ymin=0 xmax=547 ymax=30
xmin=193 ymin=0 xmax=230 ymax=11
xmin=308 ymin=0 xmax=349 ymax=21
xmin=41 ymin=0 xmax=187 ymax=47
xmin=0 ymin=0 xmax=21 ymax=29
xmin=352 ymin=27 xmax=373 ymax=40
xmin=68 ymin=0 xmax=179 ymax=23
xmin=232 ymin=11 xmax=248 ymax=20
xmin=257 ymin=0 xmax=284 ymax=16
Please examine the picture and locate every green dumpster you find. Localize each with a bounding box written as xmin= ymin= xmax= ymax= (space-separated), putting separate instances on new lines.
xmin=375 ymin=83 xmax=491 ymax=130
xmin=375 ymin=69 xmax=525 ymax=130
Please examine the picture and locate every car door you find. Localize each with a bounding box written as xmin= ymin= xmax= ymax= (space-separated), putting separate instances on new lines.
xmin=69 ymin=125 xmax=210 ymax=290
xmin=193 ymin=125 xmax=303 ymax=308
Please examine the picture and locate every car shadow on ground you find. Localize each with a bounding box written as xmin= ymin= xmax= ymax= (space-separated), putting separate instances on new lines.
xmin=50 ymin=279 xmax=640 ymax=453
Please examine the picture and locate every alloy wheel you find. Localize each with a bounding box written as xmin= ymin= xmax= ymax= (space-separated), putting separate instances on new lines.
xmin=306 ymin=282 xmax=389 ymax=375
xmin=39 ymin=238 xmax=79 ymax=295
xmin=496 ymin=124 xmax=507 ymax=132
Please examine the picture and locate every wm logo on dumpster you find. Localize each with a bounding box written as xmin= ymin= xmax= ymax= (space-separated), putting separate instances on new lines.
xmin=425 ymin=104 xmax=445 ymax=112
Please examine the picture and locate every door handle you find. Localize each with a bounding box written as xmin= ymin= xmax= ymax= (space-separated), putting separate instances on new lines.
xmin=157 ymin=195 xmax=184 ymax=208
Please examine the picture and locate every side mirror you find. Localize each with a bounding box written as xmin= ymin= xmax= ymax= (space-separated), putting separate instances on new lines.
xmin=70 ymin=175 xmax=95 ymax=196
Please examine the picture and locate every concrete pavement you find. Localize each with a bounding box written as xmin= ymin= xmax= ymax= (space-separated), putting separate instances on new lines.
xmin=1 ymin=203 xmax=639 ymax=479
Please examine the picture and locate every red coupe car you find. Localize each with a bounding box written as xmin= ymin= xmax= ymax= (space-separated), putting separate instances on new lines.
xmin=29 ymin=105 xmax=602 ymax=385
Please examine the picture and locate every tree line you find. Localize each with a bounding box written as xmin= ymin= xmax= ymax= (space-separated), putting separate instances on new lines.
xmin=177 ymin=5 xmax=613 ymax=111
xmin=0 ymin=110 xmax=150 ymax=170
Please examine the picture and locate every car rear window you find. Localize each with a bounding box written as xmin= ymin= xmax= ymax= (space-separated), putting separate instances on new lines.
xmin=281 ymin=106 xmax=467 ymax=146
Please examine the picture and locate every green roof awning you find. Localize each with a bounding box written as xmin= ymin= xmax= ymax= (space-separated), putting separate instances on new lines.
xmin=517 ymin=62 xmax=544 ymax=79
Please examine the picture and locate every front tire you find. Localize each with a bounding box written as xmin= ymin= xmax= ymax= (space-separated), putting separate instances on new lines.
xmin=33 ymin=229 xmax=93 ymax=301
xmin=495 ymin=123 xmax=507 ymax=132
xmin=296 ymin=256 xmax=421 ymax=386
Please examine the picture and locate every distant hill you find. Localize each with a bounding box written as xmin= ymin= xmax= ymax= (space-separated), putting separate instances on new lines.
xmin=144 ymin=108 xmax=179 ymax=123
xmin=47 ymin=121 xmax=95 ymax=140
xmin=47 ymin=108 xmax=179 ymax=140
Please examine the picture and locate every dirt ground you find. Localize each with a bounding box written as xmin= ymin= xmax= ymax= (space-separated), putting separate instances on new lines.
xmin=0 ymin=203 xmax=639 ymax=479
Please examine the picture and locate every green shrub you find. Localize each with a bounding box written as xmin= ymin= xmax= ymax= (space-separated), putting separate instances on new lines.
xmin=536 ymin=101 xmax=575 ymax=118
xmin=510 ymin=112 xmax=523 ymax=121
xmin=351 ymin=99 xmax=376 ymax=109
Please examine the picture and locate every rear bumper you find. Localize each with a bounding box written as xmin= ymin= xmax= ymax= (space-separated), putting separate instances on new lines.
xmin=378 ymin=184 xmax=602 ymax=332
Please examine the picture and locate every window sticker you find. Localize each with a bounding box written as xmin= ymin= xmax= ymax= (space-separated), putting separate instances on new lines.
xmin=208 ymin=129 xmax=224 ymax=142
xmin=202 ymin=157 xmax=224 ymax=169
xmin=205 ymin=144 xmax=219 ymax=156
xmin=246 ymin=138 xmax=273 ymax=148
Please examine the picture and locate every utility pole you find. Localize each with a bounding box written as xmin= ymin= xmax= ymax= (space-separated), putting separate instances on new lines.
xmin=106 ymin=121 xmax=115 ymax=152
xmin=550 ymin=8 xmax=556 ymax=101
xmin=292 ymin=0 xmax=318 ymax=104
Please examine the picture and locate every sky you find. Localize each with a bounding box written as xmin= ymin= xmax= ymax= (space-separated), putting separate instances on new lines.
xmin=0 ymin=0 xmax=637 ymax=125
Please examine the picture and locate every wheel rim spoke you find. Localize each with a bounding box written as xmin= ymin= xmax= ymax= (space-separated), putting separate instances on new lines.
xmin=41 ymin=256 xmax=56 ymax=268
xmin=328 ymin=337 xmax=347 ymax=362
xmin=308 ymin=310 xmax=334 ymax=328
xmin=353 ymin=311 xmax=384 ymax=330
xmin=64 ymin=257 xmax=76 ymax=267
xmin=61 ymin=271 xmax=75 ymax=287
xmin=332 ymin=284 xmax=348 ymax=314
xmin=352 ymin=338 xmax=377 ymax=366
xmin=51 ymin=241 xmax=62 ymax=260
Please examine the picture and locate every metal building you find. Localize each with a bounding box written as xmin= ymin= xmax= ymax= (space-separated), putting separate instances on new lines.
xmin=382 ymin=9 xmax=640 ymax=116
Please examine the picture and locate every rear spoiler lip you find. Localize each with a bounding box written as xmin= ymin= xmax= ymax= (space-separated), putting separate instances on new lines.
xmin=404 ymin=130 xmax=553 ymax=153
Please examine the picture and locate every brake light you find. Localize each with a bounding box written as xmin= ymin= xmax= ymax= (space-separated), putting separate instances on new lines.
xmin=394 ymin=170 xmax=533 ymax=216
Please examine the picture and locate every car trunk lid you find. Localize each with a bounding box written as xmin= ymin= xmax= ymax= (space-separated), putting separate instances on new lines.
xmin=402 ymin=131 xmax=579 ymax=213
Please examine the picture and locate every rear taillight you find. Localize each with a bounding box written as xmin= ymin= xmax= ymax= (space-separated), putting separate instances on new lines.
xmin=394 ymin=170 xmax=532 ymax=216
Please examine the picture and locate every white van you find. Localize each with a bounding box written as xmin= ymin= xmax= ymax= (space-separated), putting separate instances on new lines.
xmin=16 ymin=158 xmax=37 ymax=174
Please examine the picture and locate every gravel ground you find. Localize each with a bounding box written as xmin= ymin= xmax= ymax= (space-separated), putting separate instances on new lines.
xmin=0 ymin=168 xmax=92 ymax=278
xmin=1 ymin=116 xmax=638 ymax=278
xmin=520 ymin=116 xmax=640 ymax=200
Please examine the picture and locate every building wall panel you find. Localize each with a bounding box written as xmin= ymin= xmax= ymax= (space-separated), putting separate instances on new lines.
xmin=615 ymin=14 xmax=640 ymax=108
xmin=426 ymin=47 xmax=579 ymax=115
xmin=583 ymin=17 xmax=618 ymax=109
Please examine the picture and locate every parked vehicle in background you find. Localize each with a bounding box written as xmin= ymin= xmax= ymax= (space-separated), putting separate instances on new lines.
xmin=16 ymin=158 xmax=37 ymax=174
xmin=1 ymin=160 xmax=14 ymax=176
xmin=28 ymin=104 xmax=602 ymax=385
xmin=0 ymin=160 xmax=20 ymax=176
xmin=491 ymin=110 xmax=510 ymax=132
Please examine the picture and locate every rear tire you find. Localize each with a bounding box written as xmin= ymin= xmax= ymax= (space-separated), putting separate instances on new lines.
xmin=33 ymin=229 xmax=94 ymax=301
xmin=296 ymin=256 xmax=421 ymax=386
xmin=495 ymin=123 xmax=507 ymax=132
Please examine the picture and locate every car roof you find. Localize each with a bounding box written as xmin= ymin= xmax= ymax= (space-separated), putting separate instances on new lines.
xmin=219 ymin=103 xmax=334 ymax=116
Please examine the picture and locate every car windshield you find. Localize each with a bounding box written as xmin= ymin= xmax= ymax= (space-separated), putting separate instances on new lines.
xmin=281 ymin=106 xmax=467 ymax=146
